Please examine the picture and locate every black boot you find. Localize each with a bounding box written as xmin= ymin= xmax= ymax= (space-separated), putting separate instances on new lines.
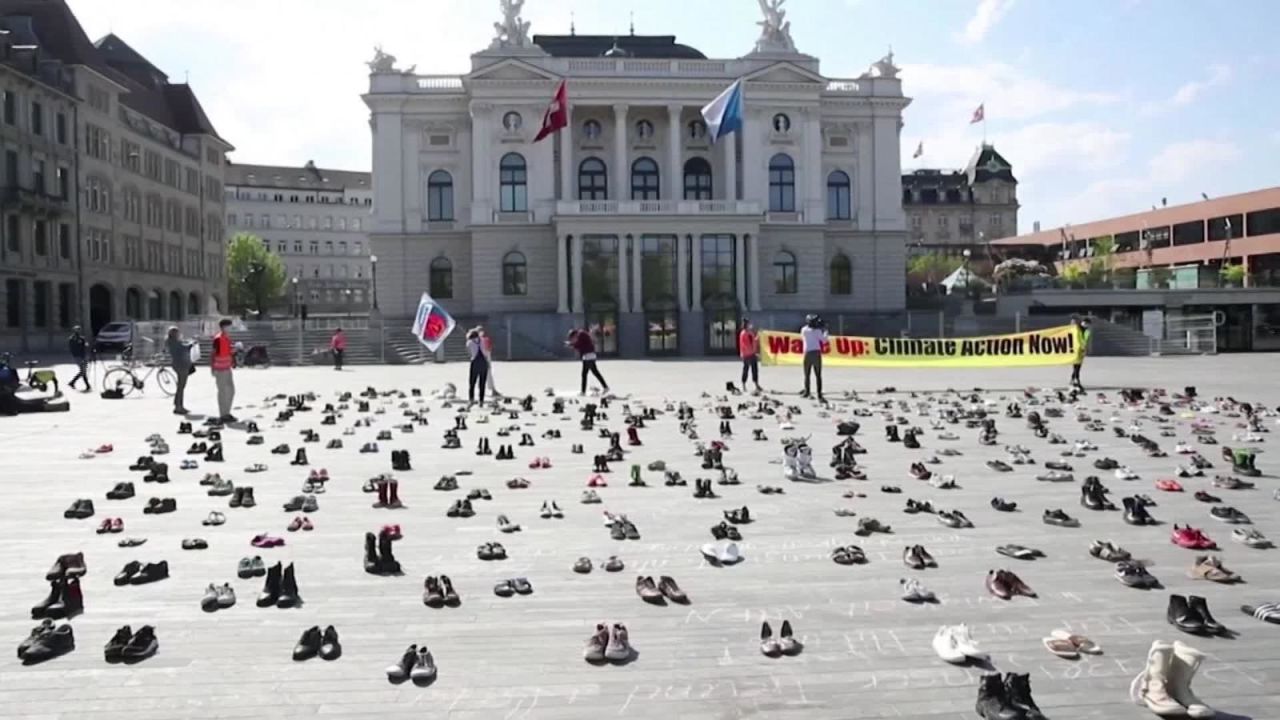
xmin=1003 ymin=673 xmax=1046 ymax=720
xmin=885 ymin=425 xmax=900 ymax=443
xmin=30 ymin=581 xmax=62 ymax=619
xmin=1188 ymin=595 xmax=1226 ymax=635
xmin=363 ymin=532 xmax=382 ymax=574
xmin=257 ymin=562 xmax=282 ymax=607
xmin=378 ymin=532 xmax=401 ymax=574
xmin=975 ymin=673 xmax=1022 ymax=720
xmin=278 ymin=563 xmax=300 ymax=608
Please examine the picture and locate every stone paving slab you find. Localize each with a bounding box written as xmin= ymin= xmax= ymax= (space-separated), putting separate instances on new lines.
xmin=1 ymin=356 xmax=1278 ymax=719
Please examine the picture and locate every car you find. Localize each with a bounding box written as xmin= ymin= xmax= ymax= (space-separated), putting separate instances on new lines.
xmin=94 ymin=322 xmax=134 ymax=353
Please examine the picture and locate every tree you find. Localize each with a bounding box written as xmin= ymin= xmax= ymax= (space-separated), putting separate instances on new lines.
xmin=226 ymin=232 xmax=286 ymax=314
xmin=907 ymin=253 xmax=964 ymax=283
xmin=1220 ymin=263 xmax=1247 ymax=287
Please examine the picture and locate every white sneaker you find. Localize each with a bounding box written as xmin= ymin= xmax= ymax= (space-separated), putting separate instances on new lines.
xmin=901 ymin=577 xmax=936 ymax=602
xmin=952 ymin=624 xmax=983 ymax=657
xmin=700 ymin=541 xmax=741 ymax=565
xmin=1175 ymin=442 xmax=1194 ymax=454
xmin=929 ymin=474 xmax=957 ymax=489
xmin=932 ymin=626 xmax=966 ymax=664
xmin=1115 ymin=466 xmax=1139 ymax=481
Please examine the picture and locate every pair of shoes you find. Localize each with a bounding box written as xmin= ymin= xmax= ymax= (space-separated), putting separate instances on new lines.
xmin=113 ymin=561 xmax=168 ymax=585
xmin=447 ymin=499 xmax=475 ymax=518
xmin=200 ymin=583 xmax=237 ymax=611
xmin=634 ymin=575 xmax=688 ymax=603
xmin=700 ymin=541 xmax=742 ymax=565
xmin=257 ymin=562 xmax=301 ymax=608
xmin=493 ymin=577 xmax=533 ymax=596
xmin=759 ymin=621 xmax=802 ymax=657
xmin=422 ymin=575 xmax=460 ymax=607
xmin=106 ymin=482 xmax=136 ymax=500
xmin=986 ymin=569 xmax=1035 ymax=599
xmin=386 ymin=644 xmax=437 ymax=682
xmin=831 ymin=545 xmax=866 ymax=564
xmin=373 ymin=478 xmax=405 ymax=509
xmin=1188 ymin=555 xmax=1240 ymax=583
xmin=1168 ymin=594 xmax=1228 ymax=635
xmin=142 ymin=497 xmax=176 ymax=514
xmin=1042 ymin=629 xmax=1102 ymax=659
xmin=18 ymin=621 xmax=75 ymax=664
xmin=538 ymin=500 xmax=564 ymax=518
xmin=933 ymin=624 xmax=984 ymax=664
xmin=229 ymin=487 xmax=257 ymax=508
xmin=976 ymin=672 xmax=1045 ymax=719
xmin=30 ymin=576 xmax=84 ymax=619
xmin=476 ymin=542 xmax=507 ymax=560
xmin=364 ymin=531 xmax=402 ymax=575
xmin=282 ymin=495 xmax=319 ymax=513
xmin=293 ymin=626 xmax=340 ymax=660
xmin=583 ymin=623 xmax=633 ymax=663
xmin=63 ymin=499 xmax=95 ymax=519
xmin=903 ymin=544 xmax=937 ymax=570
xmin=1129 ymin=640 xmax=1215 ymax=718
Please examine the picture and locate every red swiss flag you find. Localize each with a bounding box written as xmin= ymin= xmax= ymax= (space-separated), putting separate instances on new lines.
xmin=534 ymin=80 xmax=568 ymax=142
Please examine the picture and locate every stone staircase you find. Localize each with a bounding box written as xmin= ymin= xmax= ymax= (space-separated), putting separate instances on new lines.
xmin=1087 ymin=321 xmax=1157 ymax=357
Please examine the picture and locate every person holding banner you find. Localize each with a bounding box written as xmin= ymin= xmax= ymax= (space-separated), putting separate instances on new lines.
xmin=738 ymin=317 xmax=762 ymax=393
xmin=567 ymin=327 xmax=610 ymax=396
xmin=799 ymin=314 xmax=829 ymax=402
xmin=1070 ymin=316 xmax=1092 ymax=391
xmin=465 ymin=327 xmax=490 ymax=406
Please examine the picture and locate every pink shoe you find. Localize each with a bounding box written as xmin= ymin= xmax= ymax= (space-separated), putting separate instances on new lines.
xmin=287 ymin=517 xmax=304 ymax=532
xmin=588 ymin=474 xmax=607 ymax=487
xmin=319 ymin=468 xmax=330 ymax=480
xmin=541 ymin=457 xmax=552 ymax=468
xmin=381 ymin=524 xmax=402 ymax=540
xmin=1191 ymin=528 xmax=1217 ymax=550
xmin=96 ymin=443 xmax=114 ymax=454
xmin=1155 ymin=478 xmax=1183 ymax=492
xmin=301 ymin=517 xmax=314 ymax=531
xmin=529 ymin=458 xmax=542 ymax=469
xmin=1171 ymin=525 xmax=1199 ymax=549
xmin=251 ymin=533 xmax=284 ymax=548
xmin=308 ymin=469 xmax=320 ymax=481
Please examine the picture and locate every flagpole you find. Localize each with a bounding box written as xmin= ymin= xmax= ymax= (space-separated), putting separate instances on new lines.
xmin=982 ymin=104 xmax=987 ymax=145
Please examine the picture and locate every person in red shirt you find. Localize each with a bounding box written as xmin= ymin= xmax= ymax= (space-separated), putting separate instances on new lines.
xmin=210 ymin=318 xmax=236 ymax=422
xmin=566 ymin=327 xmax=609 ymax=396
xmin=330 ymin=328 xmax=347 ymax=370
xmin=738 ymin=317 xmax=762 ymax=393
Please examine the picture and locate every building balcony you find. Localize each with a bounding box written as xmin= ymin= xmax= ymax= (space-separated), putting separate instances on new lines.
xmin=0 ymin=186 xmax=71 ymax=216
xmin=555 ymin=200 xmax=761 ymax=216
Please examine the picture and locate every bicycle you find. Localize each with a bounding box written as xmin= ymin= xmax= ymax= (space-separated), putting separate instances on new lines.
xmin=102 ymin=349 xmax=177 ymax=398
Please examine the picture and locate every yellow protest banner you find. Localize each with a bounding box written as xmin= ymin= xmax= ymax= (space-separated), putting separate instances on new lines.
xmin=760 ymin=325 xmax=1082 ymax=368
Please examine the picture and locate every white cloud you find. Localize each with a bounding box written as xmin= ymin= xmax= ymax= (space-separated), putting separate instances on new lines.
xmin=1170 ymin=64 xmax=1231 ymax=106
xmin=960 ymin=0 xmax=1016 ymax=45
xmin=903 ymin=62 xmax=1119 ymax=123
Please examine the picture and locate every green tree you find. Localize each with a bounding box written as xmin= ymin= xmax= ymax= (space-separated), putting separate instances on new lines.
xmin=1220 ymin=263 xmax=1247 ymax=287
xmin=226 ymin=232 xmax=286 ymax=314
xmin=907 ymin=253 xmax=964 ymax=283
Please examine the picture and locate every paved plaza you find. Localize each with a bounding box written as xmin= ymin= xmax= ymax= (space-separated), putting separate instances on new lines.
xmin=1 ymin=355 xmax=1279 ymax=720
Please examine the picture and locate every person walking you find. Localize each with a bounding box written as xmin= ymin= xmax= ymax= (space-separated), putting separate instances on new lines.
xmin=166 ymin=326 xmax=195 ymax=415
xmin=567 ymin=327 xmax=609 ymax=396
xmin=737 ymin=317 xmax=762 ymax=393
xmin=1070 ymin=315 xmax=1093 ymax=391
xmin=480 ymin=326 xmax=500 ymax=397
xmin=799 ymin=314 xmax=829 ymax=402
xmin=330 ymin=327 xmax=347 ymax=370
xmin=465 ymin=327 xmax=490 ymax=406
xmin=210 ymin=318 xmax=237 ymax=423
xmin=67 ymin=326 xmax=90 ymax=392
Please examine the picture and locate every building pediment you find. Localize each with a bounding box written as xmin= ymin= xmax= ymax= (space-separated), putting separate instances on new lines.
xmin=467 ymin=58 xmax=560 ymax=83
xmin=743 ymin=62 xmax=825 ymax=85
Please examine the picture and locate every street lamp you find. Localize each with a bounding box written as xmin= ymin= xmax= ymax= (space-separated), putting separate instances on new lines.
xmin=370 ymin=254 xmax=379 ymax=311
xmin=292 ymin=277 xmax=302 ymax=364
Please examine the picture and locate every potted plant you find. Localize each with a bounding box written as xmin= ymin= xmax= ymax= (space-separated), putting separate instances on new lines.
xmin=1220 ymin=263 xmax=1247 ymax=288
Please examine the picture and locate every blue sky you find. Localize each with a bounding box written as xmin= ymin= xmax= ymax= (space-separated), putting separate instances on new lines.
xmin=69 ymin=0 xmax=1279 ymax=231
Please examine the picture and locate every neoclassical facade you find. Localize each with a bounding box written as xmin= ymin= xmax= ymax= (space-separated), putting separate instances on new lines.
xmin=365 ymin=4 xmax=909 ymax=356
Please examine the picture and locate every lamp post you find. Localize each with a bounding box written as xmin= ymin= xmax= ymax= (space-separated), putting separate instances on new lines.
xmin=370 ymin=255 xmax=379 ymax=311
xmin=292 ymin=277 xmax=302 ymax=364
xmin=369 ymin=255 xmax=383 ymax=362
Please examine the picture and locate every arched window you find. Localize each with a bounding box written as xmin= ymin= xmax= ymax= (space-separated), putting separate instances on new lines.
xmin=502 ymin=251 xmax=527 ymax=296
xmin=773 ymin=250 xmax=797 ymax=294
xmin=125 ymin=288 xmax=142 ymax=319
xmin=169 ymin=291 xmax=184 ymax=320
xmin=827 ymin=170 xmax=851 ymax=220
xmin=683 ymin=157 xmax=713 ymax=201
xmin=631 ymin=157 xmax=659 ymax=200
xmin=429 ymin=257 xmax=453 ymax=299
xmin=427 ymin=170 xmax=453 ymax=221
xmin=499 ymin=153 xmax=527 ymax=212
xmin=147 ymin=288 xmax=164 ymax=318
xmin=829 ymin=254 xmax=852 ymax=295
xmin=578 ymin=158 xmax=608 ymax=201
xmin=768 ymin=154 xmax=795 ymax=212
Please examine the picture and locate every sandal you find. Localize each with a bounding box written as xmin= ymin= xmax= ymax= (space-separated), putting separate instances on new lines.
xmin=202 ymin=511 xmax=226 ymax=526
xmin=1042 ymin=636 xmax=1079 ymax=659
xmin=1049 ymin=630 xmax=1102 ymax=654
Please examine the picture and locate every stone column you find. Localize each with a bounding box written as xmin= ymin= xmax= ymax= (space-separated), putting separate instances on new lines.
xmin=617 ymin=236 xmax=630 ymax=312
xmin=749 ymin=234 xmax=762 ymax=311
xmin=803 ymin=110 xmax=823 ymax=222
xmin=666 ymin=104 xmax=682 ymax=201
xmin=469 ymin=104 xmax=493 ymax=224
xmin=691 ymin=234 xmax=703 ymax=312
xmin=571 ymin=234 xmax=584 ymax=314
xmin=735 ymin=233 xmax=747 ymax=309
xmin=371 ymin=111 xmax=405 ymax=233
xmin=723 ymin=133 xmax=737 ymax=202
xmin=559 ymin=103 xmax=574 ymax=202
xmin=676 ymin=233 xmax=690 ymax=311
xmin=630 ymin=235 xmax=643 ymax=311
xmin=556 ymin=234 xmax=570 ymax=313
xmin=612 ymin=104 xmax=629 ymax=203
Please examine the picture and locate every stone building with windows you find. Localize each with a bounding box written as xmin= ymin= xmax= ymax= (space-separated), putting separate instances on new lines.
xmin=224 ymin=161 xmax=373 ymax=317
xmin=902 ymin=143 xmax=1018 ymax=255
xmin=364 ymin=2 xmax=910 ymax=357
xmin=0 ymin=0 xmax=232 ymax=353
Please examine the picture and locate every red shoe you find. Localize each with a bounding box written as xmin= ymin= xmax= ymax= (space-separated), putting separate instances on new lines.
xmin=529 ymin=458 xmax=542 ymax=469
xmin=319 ymin=469 xmax=329 ymax=480
xmin=95 ymin=444 xmax=114 ymax=454
xmin=1191 ymin=528 xmax=1217 ymax=550
xmin=587 ymin=474 xmax=607 ymax=487
xmin=111 ymin=517 xmax=124 ymax=533
xmin=1155 ymin=478 xmax=1183 ymax=492
xmin=381 ymin=524 xmax=402 ymax=540
xmin=1171 ymin=524 xmax=1199 ymax=548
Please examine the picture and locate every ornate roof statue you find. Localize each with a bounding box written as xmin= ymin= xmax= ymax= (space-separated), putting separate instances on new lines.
xmin=491 ymin=0 xmax=533 ymax=49
xmin=366 ymin=46 xmax=413 ymax=74
xmin=871 ymin=49 xmax=900 ymax=79
xmin=754 ymin=0 xmax=797 ymax=54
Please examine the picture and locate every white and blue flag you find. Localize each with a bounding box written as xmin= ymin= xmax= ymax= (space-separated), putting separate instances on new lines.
xmin=701 ymin=79 xmax=744 ymax=143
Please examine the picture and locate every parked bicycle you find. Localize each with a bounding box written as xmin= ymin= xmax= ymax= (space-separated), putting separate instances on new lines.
xmin=101 ymin=347 xmax=176 ymax=397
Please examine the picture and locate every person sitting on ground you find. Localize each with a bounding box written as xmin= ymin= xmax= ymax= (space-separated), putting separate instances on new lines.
xmin=0 ymin=354 xmax=69 ymax=415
